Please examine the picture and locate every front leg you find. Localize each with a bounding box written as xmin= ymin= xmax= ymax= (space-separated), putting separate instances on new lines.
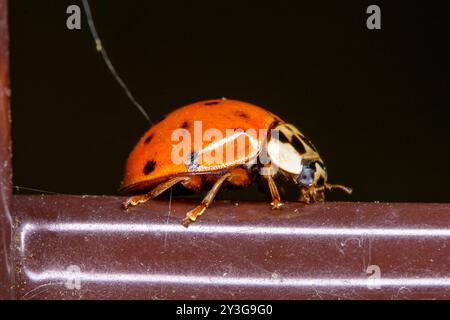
xmin=261 ymin=173 xmax=283 ymax=209
xmin=298 ymin=186 xmax=325 ymax=204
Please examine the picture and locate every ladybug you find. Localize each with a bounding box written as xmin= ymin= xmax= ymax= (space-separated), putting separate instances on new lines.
xmin=121 ymin=99 xmax=351 ymax=226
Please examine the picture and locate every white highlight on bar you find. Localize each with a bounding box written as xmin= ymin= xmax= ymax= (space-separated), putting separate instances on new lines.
xmin=24 ymin=268 xmax=450 ymax=288
xmin=19 ymin=221 xmax=450 ymax=255
xmin=21 ymin=221 xmax=450 ymax=237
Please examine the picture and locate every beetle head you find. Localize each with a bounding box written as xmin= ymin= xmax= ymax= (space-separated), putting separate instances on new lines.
xmin=296 ymin=159 xmax=328 ymax=202
xmin=267 ymin=123 xmax=352 ymax=202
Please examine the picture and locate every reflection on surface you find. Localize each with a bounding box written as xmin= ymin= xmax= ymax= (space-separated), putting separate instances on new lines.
xmin=19 ymin=221 xmax=450 ymax=288
xmin=21 ymin=221 xmax=450 ymax=236
xmin=24 ymin=268 xmax=450 ymax=287
xmin=20 ymin=220 xmax=450 ymax=252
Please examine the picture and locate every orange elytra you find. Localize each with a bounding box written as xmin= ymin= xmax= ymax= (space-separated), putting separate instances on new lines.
xmin=121 ymin=99 xmax=351 ymax=226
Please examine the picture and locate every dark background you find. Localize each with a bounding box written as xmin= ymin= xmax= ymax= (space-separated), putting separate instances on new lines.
xmin=9 ymin=1 xmax=450 ymax=202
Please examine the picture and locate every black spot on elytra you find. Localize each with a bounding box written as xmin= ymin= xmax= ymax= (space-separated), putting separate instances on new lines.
xmin=204 ymin=101 xmax=220 ymax=106
xmin=180 ymin=121 xmax=189 ymax=129
xmin=143 ymin=160 xmax=156 ymax=175
xmin=236 ymin=111 xmax=249 ymax=119
xmin=143 ymin=134 xmax=154 ymax=144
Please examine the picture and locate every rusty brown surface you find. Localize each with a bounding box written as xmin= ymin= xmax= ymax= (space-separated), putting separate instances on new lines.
xmin=10 ymin=195 xmax=450 ymax=299
xmin=0 ymin=0 xmax=12 ymax=300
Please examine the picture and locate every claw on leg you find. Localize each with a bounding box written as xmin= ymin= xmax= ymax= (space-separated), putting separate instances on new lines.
xmin=262 ymin=170 xmax=284 ymax=210
xmin=181 ymin=204 xmax=207 ymax=227
xmin=123 ymin=194 xmax=151 ymax=209
xmin=270 ymin=199 xmax=283 ymax=209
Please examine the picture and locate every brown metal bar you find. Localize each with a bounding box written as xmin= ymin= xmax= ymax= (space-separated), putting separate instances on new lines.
xmin=0 ymin=0 xmax=12 ymax=300
xmin=11 ymin=196 xmax=450 ymax=299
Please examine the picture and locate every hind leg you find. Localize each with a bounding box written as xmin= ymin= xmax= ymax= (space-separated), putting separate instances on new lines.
xmin=123 ymin=176 xmax=187 ymax=209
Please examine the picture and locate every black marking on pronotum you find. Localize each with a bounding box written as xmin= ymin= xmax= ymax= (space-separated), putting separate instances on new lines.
xmin=185 ymin=151 xmax=199 ymax=171
xmin=144 ymin=134 xmax=154 ymax=144
xmin=180 ymin=121 xmax=189 ymax=129
xmin=143 ymin=160 xmax=156 ymax=175
xmin=300 ymin=135 xmax=317 ymax=151
xmin=291 ymin=136 xmax=307 ymax=155
xmin=278 ymin=130 xmax=290 ymax=144
xmin=204 ymin=101 xmax=220 ymax=106
xmin=315 ymin=160 xmax=326 ymax=172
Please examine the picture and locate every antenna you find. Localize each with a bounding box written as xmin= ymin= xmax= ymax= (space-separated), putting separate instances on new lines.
xmin=81 ymin=0 xmax=152 ymax=123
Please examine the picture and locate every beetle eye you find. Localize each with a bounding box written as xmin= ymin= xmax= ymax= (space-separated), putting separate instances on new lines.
xmin=298 ymin=168 xmax=314 ymax=186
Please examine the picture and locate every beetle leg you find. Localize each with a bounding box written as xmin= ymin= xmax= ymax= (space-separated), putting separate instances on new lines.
xmin=181 ymin=172 xmax=232 ymax=227
xmin=181 ymin=175 xmax=203 ymax=192
xmin=298 ymin=186 xmax=320 ymax=203
xmin=228 ymin=167 xmax=252 ymax=188
xmin=123 ymin=176 xmax=187 ymax=209
xmin=263 ymin=175 xmax=283 ymax=209
xmin=325 ymin=183 xmax=353 ymax=194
